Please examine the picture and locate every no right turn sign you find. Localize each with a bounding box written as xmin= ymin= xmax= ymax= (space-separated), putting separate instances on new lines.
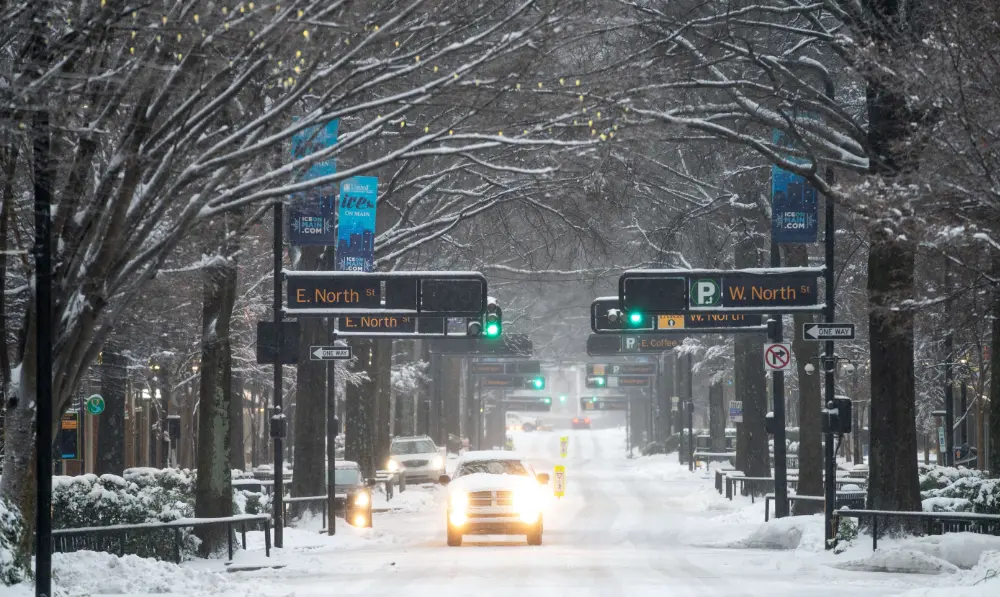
xmin=763 ymin=343 xmax=792 ymax=371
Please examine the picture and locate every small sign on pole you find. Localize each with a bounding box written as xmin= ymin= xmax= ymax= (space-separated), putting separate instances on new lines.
xmin=671 ymin=396 xmax=680 ymax=412
xmin=728 ymin=400 xmax=743 ymax=423
xmin=763 ymin=343 xmax=792 ymax=371
xmin=938 ymin=427 xmax=946 ymax=454
xmin=802 ymin=323 xmax=856 ymax=341
xmin=559 ymin=436 xmax=568 ymax=458
xmin=85 ymin=394 xmax=105 ymax=416
xmin=553 ymin=465 xmax=566 ymax=498
xmin=310 ymin=345 xmax=352 ymax=361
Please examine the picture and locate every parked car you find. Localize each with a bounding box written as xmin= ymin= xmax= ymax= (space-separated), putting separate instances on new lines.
xmin=439 ymin=451 xmax=549 ymax=547
xmin=334 ymin=460 xmax=373 ymax=527
xmin=387 ymin=435 xmax=446 ymax=483
xmin=571 ymin=416 xmax=591 ymax=430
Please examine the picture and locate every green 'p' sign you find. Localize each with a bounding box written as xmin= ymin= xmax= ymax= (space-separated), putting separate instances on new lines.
xmin=86 ymin=394 xmax=105 ymax=415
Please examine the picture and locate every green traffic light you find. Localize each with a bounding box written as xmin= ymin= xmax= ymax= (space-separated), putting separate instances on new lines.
xmin=532 ymin=377 xmax=545 ymax=390
xmin=628 ymin=311 xmax=643 ymax=326
xmin=559 ymin=395 xmax=566 ymax=403
xmin=485 ymin=322 xmax=500 ymax=337
xmin=543 ymin=397 xmax=551 ymax=404
xmin=596 ymin=377 xmax=605 ymax=386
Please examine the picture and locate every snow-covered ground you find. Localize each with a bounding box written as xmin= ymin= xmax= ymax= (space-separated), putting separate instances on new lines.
xmin=4 ymin=427 xmax=997 ymax=596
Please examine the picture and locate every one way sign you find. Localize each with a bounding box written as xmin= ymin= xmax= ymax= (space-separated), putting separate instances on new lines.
xmin=802 ymin=323 xmax=855 ymax=341
xmin=310 ymin=345 xmax=352 ymax=361
xmin=763 ymin=343 xmax=792 ymax=371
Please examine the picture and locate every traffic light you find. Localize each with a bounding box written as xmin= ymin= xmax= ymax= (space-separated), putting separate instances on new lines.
xmin=559 ymin=395 xmax=567 ymax=403
xmin=585 ymin=375 xmax=606 ymax=389
xmin=466 ymin=319 xmax=483 ymax=336
xmin=822 ymin=397 xmax=852 ymax=434
xmin=484 ymin=297 xmax=502 ymax=338
xmin=542 ymin=397 xmax=551 ymax=405
xmin=627 ymin=310 xmax=645 ymax=328
xmin=527 ymin=376 xmax=545 ymax=390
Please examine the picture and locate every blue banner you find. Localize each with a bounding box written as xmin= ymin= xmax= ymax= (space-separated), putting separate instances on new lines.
xmin=289 ymin=120 xmax=339 ymax=246
xmin=771 ymin=129 xmax=818 ymax=244
xmin=336 ymin=176 xmax=379 ymax=272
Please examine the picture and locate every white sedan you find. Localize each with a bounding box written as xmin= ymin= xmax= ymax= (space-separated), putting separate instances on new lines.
xmin=439 ymin=451 xmax=549 ymax=547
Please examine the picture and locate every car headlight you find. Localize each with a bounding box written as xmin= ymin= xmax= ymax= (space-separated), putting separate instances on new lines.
xmin=432 ymin=456 xmax=444 ymax=469
xmin=354 ymin=491 xmax=370 ymax=507
xmin=387 ymin=459 xmax=399 ymax=472
xmin=514 ymin=489 xmax=542 ymax=523
xmin=450 ymin=491 xmax=468 ymax=511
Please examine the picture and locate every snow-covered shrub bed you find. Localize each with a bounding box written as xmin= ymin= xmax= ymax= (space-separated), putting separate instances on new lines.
xmin=919 ymin=464 xmax=984 ymax=491
xmin=52 ymin=468 xmax=271 ymax=562
xmin=53 ymin=468 xmax=198 ymax=560
xmin=0 ymin=497 xmax=26 ymax=585
xmin=922 ymin=475 xmax=1000 ymax=514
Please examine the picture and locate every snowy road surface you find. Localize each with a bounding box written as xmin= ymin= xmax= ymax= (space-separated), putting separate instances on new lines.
xmin=215 ymin=428 xmax=963 ymax=597
xmin=24 ymin=426 xmax=998 ymax=597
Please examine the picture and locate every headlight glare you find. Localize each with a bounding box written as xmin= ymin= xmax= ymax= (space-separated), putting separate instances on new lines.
xmin=387 ymin=459 xmax=399 ymax=472
xmin=354 ymin=491 xmax=370 ymax=507
xmin=514 ymin=490 xmax=541 ymax=523
xmin=432 ymin=456 xmax=444 ymax=469
xmin=450 ymin=491 xmax=468 ymax=511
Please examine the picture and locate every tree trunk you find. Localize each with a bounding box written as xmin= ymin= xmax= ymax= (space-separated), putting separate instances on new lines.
xmin=709 ymin=380 xmax=725 ymax=453
xmin=230 ymin=375 xmax=245 ymax=472
xmin=989 ymin=253 xmax=1000 ymax=475
xmin=193 ymin=259 xmax=237 ymax=556
xmin=866 ymin=235 xmax=921 ymax=516
xmin=346 ymin=339 xmax=377 ymax=477
xmin=374 ymin=339 xmax=393 ymax=468
xmin=96 ymin=343 xmax=127 ymax=475
xmin=785 ymin=245 xmax=823 ymax=513
xmin=180 ymin=382 xmax=195 ymax=469
xmin=290 ymin=317 xmax=327 ymax=506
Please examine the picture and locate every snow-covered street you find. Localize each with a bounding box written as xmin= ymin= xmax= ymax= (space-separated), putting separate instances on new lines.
xmin=18 ymin=427 xmax=993 ymax=597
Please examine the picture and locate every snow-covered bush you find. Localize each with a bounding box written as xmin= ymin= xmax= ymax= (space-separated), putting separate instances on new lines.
xmin=52 ymin=468 xmax=198 ymax=561
xmin=0 ymin=498 xmax=26 ymax=585
xmin=922 ymin=475 xmax=1000 ymax=514
xmin=918 ymin=464 xmax=984 ymax=491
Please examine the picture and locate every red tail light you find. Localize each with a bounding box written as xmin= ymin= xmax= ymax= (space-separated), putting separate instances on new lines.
xmin=572 ymin=418 xmax=579 ymax=423
xmin=584 ymin=418 xmax=590 ymax=424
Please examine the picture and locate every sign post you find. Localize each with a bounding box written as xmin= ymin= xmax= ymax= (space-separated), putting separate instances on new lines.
xmin=553 ymin=465 xmax=566 ymax=498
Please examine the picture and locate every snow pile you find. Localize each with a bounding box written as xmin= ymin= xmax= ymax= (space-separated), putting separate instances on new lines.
xmin=718 ymin=515 xmax=824 ymax=550
xmin=834 ymin=548 xmax=960 ymax=575
xmin=49 ymin=551 xmax=239 ymax=596
xmin=834 ymin=532 xmax=1000 ymax=575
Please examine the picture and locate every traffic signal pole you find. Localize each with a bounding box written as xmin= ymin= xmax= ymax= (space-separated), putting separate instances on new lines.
xmin=823 ymin=143 xmax=838 ymax=548
xmin=272 ymin=202 xmax=285 ymax=549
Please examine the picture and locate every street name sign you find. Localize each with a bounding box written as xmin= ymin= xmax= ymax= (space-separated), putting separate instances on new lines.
xmin=587 ymin=363 xmax=655 ymax=376
xmin=606 ymin=375 xmax=650 ymax=388
xmin=472 ymin=360 xmax=541 ymax=375
xmin=586 ymin=334 xmax=684 ymax=356
xmin=310 ymin=345 xmax=353 ymax=360
xmin=338 ymin=315 xmax=416 ymax=333
xmin=580 ymin=396 xmax=629 ymax=411
xmin=763 ymin=343 xmax=792 ymax=371
xmin=802 ymin=323 xmax=855 ymax=341
xmin=619 ymin=268 xmax=823 ymax=315
xmin=284 ymin=271 xmax=487 ymax=317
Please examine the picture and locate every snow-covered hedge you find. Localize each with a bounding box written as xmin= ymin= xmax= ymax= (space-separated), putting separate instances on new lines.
xmin=0 ymin=498 xmax=26 ymax=585
xmin=52 ymin=468 xmax=271 ymax=562
xmin=919 ymin=465 xmax=999 ymax=514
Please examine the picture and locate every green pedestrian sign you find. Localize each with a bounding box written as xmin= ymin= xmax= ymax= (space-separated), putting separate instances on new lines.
xmin=85 ymin=394 xmax=105 ymax=415
xmin=690 ymin=278 xmax=722 ymax=308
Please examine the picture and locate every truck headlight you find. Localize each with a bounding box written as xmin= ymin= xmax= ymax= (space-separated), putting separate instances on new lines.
xmin=514 ymin=490 xmax=541 ymax=523
xmin=387 ymin=459 xmax=399 ymax=472
xmin=354 ymin=491 xmax=370 ymax=507
xmin=432 ymin=456 xmax=444 ymax=470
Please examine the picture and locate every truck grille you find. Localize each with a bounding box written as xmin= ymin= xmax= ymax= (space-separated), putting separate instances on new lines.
xmin=405 ymin=459 xmax=429 ymax=467
xmin=468 ymin=490 xmax=514 ymax=508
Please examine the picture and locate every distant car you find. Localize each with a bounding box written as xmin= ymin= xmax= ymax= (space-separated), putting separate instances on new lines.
xmin=571 ymin=416 xmax=591 ymax=429
xmin=387 ymin=435 xmax=446 ymax=483
xmin=333 ymin=460 xmax=373 ymax=528
xmin=439 ymin=451 xmax=549 ymax=547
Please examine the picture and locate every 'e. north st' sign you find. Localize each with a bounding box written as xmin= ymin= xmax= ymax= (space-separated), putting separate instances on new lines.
xmin=338 ymin=315 xmax=416 ymax=333
xmin=287 ymin=276 xmax=380 ymax=310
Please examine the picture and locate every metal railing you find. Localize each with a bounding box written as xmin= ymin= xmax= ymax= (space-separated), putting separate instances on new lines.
xmin=52 ymin=514 xmax=270 ymax=563
xmin=833 ymin=509 xmax=1000 ymax=550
